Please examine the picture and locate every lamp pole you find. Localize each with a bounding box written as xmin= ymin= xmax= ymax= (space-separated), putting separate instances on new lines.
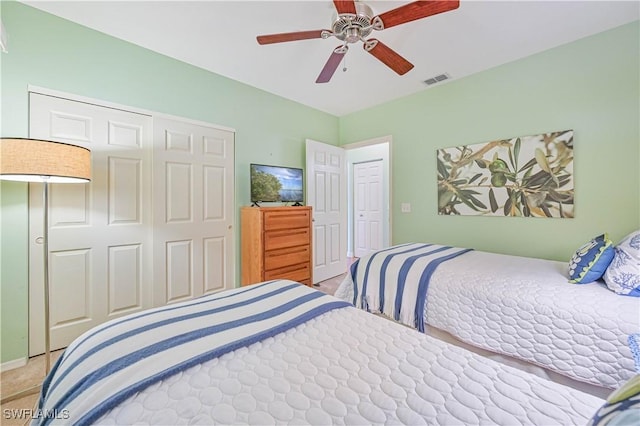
xmin=42 ymin=178 xmax=51 ymax=375
xmin=0 ymin=138 xmax=91 ymax=404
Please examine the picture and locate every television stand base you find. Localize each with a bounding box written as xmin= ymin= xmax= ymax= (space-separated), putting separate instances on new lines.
xmin=251 ymin=202 xmax=261 ymax=207
xmin=292 ymin=202 xmax=303 ymax=206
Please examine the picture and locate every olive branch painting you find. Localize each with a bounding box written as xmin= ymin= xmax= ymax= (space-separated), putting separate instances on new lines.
xmin=437 ymin=129 xmax=574 ymax=218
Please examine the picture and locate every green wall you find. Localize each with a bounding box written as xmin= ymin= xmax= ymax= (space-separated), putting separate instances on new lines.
xmin=339 ymin=21 xmax=640 ymax=262
xmin=0 ymin=2 xmax=338 ymax=363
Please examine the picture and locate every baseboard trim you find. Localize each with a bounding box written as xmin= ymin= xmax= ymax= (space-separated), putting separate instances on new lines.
xmin=0 ymin=357 xmax=27 ymax=373
xmin=0 ymin=384 xmax=40 ymax=404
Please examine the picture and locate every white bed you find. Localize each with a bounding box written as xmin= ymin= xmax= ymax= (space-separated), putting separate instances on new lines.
xmin=334 ymin=243 xmax=640 ymax=394
xmin=34 ymin=279 xmax=605 ymax=425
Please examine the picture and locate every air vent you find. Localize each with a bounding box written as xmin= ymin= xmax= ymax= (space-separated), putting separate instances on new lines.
xmin=423 ymin=73 xmax=450 ymax=86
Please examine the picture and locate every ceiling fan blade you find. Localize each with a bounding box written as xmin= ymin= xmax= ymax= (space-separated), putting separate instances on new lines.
xmin=373 ymin=0 xmax=460 ymax=30
xmin=316 ymin=46 xmax=348 ymax=83
xmin=333 ymin=1 xmax=357 ymax=15
xmin=257 ymin=30 xmax=327 ymax=45
xmin=364 ymin=39 xmax=414 ymax=75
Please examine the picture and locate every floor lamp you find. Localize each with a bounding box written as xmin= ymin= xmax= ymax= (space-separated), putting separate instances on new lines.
xmin=0 ymin=138 xmax=91 ymax=403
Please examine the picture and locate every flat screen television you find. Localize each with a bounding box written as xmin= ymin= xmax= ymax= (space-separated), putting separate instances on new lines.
xmin=250 ymin=163 xmax=304 ymax=205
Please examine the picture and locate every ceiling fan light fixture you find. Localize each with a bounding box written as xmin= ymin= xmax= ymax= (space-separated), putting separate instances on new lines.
xmin=332 ymin=2 xmax=374 ymax=42
xmin=345 ymin=27 xmax=360 ymax=43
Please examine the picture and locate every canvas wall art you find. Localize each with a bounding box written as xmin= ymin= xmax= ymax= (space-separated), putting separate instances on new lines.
xmin=437 ymin=129 xmax=574 ymax=218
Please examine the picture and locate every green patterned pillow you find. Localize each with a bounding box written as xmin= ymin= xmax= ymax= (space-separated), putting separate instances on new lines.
xmin=589 ymin=375 xmax=640 ymax=425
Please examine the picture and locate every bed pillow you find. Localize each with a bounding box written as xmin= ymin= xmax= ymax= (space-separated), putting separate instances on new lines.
xmin=568 ymin=234 xmax=615 ymax=284
xmin=604 ymin=231 xmax=640 ymax=296
xmin=589 ymin=374 xmax=640 ymax=426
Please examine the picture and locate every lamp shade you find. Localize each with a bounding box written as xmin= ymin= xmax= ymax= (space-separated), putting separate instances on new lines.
xmin=0 ymin=138 xmax=91 ymax=183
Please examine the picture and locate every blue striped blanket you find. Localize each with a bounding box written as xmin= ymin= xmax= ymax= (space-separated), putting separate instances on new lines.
xmin=34 ymin=280 xmax=350 ymax=425
xmin=349 ymin=243 xmax=472 ymax=332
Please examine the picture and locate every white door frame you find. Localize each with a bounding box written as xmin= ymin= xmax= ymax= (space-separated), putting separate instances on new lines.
xmin=343 ymin=136 xmax=392 ymax=258
xmin=28 ymin=86 xmax=236 ymax=133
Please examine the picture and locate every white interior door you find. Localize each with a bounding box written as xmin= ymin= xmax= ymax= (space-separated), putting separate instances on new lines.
xmin=354 ymin=160 xmax=383 ymax=257
xmin=29 ymin=92 xmax=153 ymax=355
xmin=305 ymin=139 xmax=347 ymax=283
xmin=153 ymin=117 xmax=235 ymax=306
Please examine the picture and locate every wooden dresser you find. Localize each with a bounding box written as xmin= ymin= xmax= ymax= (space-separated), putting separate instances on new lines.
xmin=241 ymin=206 xmax=312 ymax=286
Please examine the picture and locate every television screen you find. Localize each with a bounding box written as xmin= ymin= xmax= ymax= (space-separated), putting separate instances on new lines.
xmin=250 ymin=164 xmax=304 ymax=203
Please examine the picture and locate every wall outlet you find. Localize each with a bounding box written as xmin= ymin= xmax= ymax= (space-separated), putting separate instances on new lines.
xmin=401 ymin=203 xmax=411 ymax=213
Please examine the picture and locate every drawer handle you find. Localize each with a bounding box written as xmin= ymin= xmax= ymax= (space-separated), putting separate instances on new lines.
xmin=266 ymin=248 xmax=309 ymax=256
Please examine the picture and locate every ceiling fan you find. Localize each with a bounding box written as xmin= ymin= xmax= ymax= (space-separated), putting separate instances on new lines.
xmin=256 ymin=1 xmax=460 ymax=83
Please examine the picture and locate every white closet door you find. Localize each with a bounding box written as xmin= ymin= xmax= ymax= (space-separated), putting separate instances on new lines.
xmin=153 ymin=117 xmax=235 ymax=306
xmin=29 ymin=93 xmax=153 ymax=355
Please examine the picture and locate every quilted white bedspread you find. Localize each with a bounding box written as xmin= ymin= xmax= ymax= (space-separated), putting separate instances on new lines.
xmin=335 ymin=249 xmax=640 ymax=390
xmin=98 ymin=297 xmax=603 ymax=425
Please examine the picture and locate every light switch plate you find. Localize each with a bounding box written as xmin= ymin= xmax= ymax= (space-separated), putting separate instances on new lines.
xmin=401 ymin=203 xmax=411 ymax=213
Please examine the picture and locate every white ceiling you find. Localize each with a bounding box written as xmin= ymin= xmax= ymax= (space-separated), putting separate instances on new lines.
xmin=21 ymin=1 xmax=639 ymax=116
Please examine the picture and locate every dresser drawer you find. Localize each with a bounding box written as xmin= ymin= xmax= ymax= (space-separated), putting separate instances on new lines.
xmin=264 ymin=263 xmax=310 ymax=282
xmin=264 ymin=209 xmax=310 ymax=231
xmin=264 ymin=228 xmax=310 ymax=250
xmin=265 ymin=245 xmax=310 ymax=271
